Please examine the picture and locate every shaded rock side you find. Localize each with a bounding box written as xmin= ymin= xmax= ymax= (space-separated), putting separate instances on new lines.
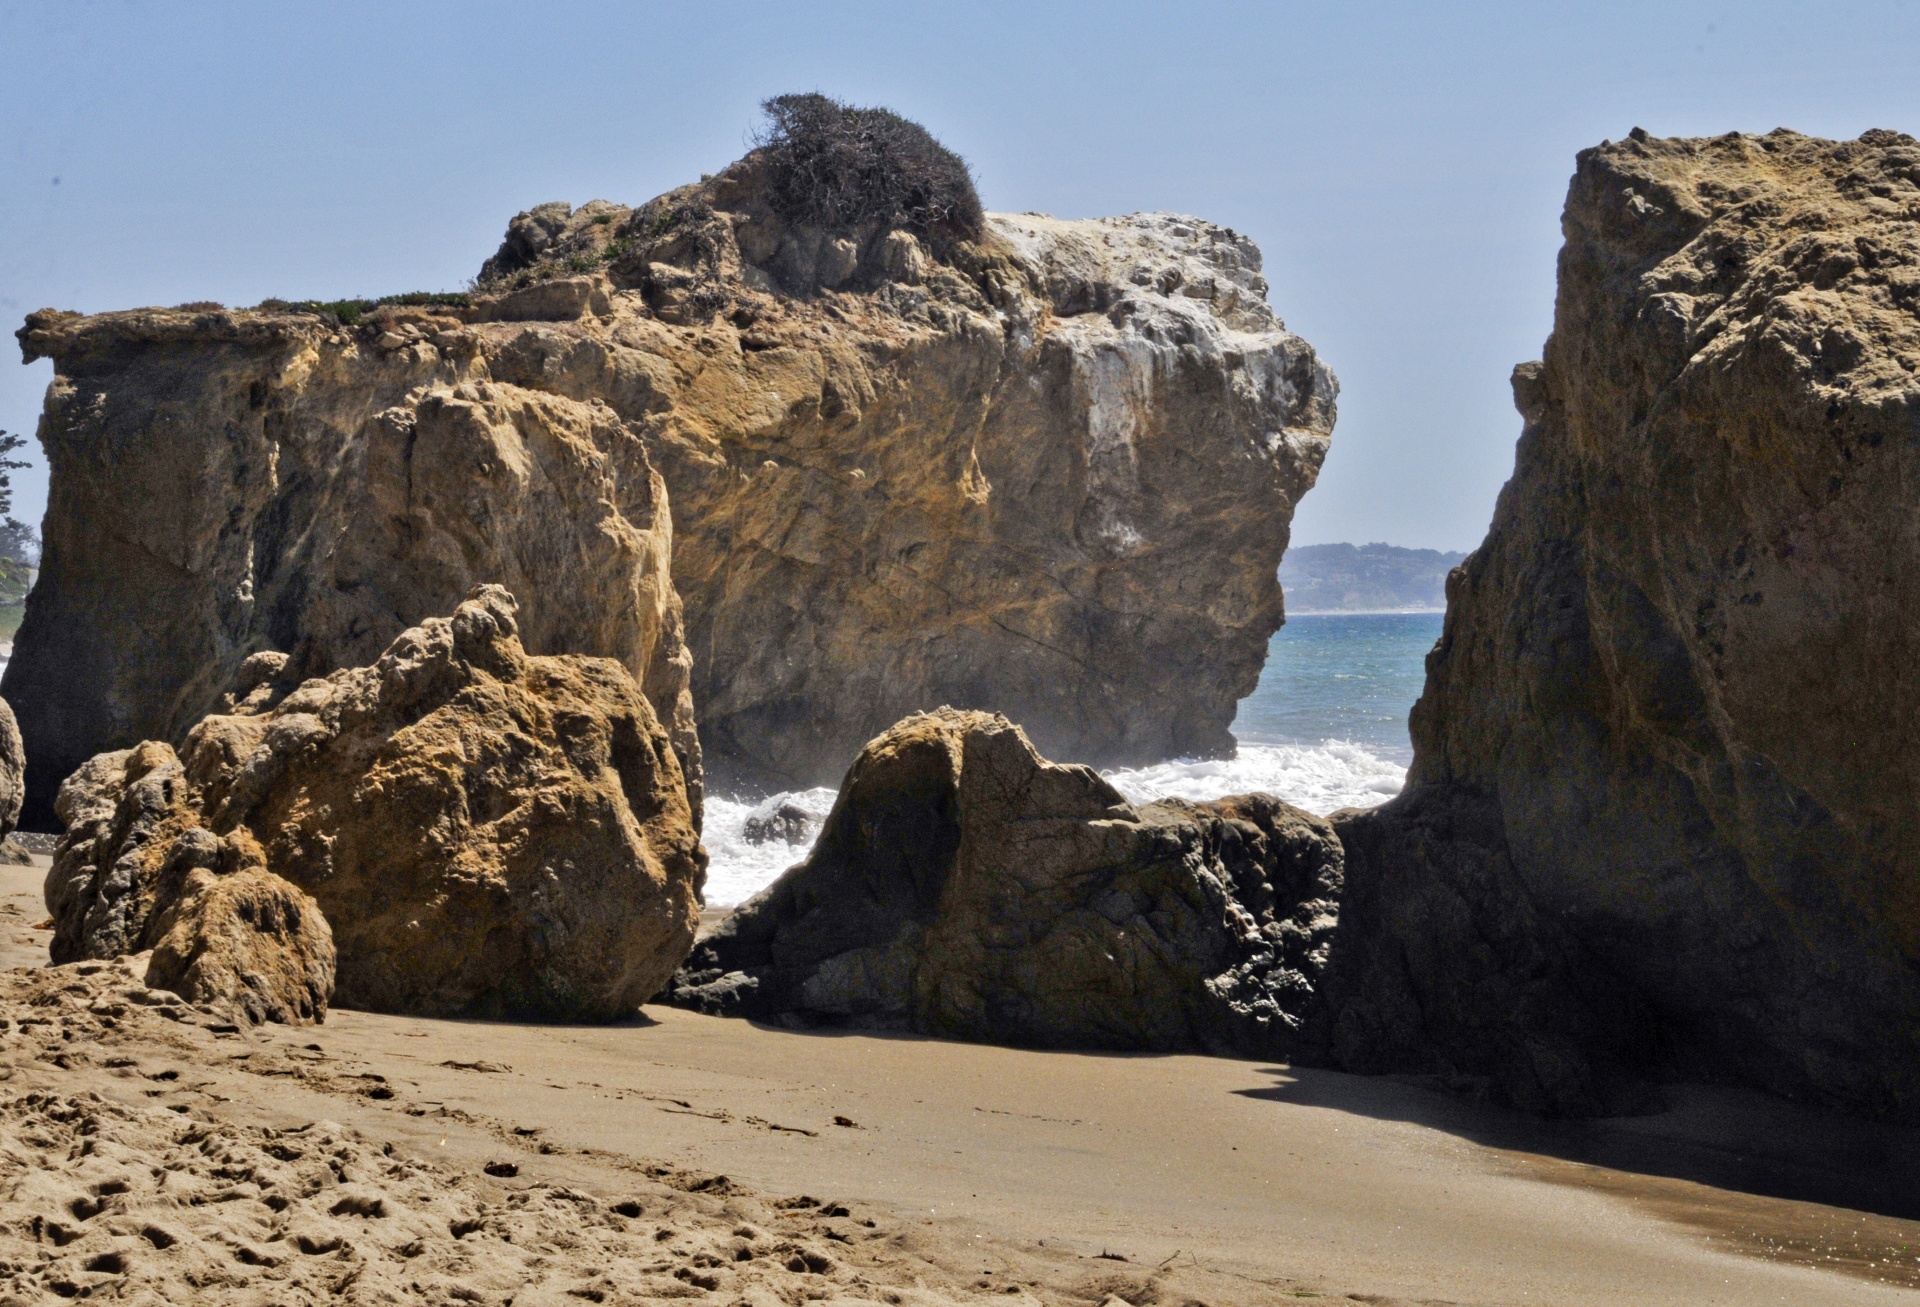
xmin=13 ymin=144 xmax=1333 ymax=809
xmin=46 ymin=739 xmax=334 ymax=1024
xmin=10 ymin=297 xmax=697 ymax=829
xmin=48 ymin=586 xmax=704 ymax=1021
xmin=666 ymin=708 xmax=1342 ymax=1056
xmin=0 ymin=697 xmax=23 ymax=843
xmin=1319 ymin=129 xmax=1920 ymax=1117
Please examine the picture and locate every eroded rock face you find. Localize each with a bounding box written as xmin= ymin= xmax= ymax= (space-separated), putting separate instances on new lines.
xmin=10 ymin=299 xmax=697 ymax=829
xmin=1320 ymin=129 xmax=1920 ymax=1117
xmin=49 ymin=587 xmax=704 ymax=1021
xmin=11 ymin=147 xmax=1333 ymax=809
xmin=666 ymin=708 xmax=1342 ymax=1056
xmin=609 ymin=183 xmax=1337 ymax=791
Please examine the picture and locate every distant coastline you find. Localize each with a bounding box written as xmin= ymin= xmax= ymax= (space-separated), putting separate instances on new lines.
xmin=1279 ymin=542 xmax=1467 ymax=614
xmin=1287 ymin=607 xmax=1445 ymax=617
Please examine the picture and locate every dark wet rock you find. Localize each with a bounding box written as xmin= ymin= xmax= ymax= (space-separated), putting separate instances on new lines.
xmin=743 ymin=803 xmax=815 ymax=847
xmin=666 ymin=708 xmax=1341 ymax=1056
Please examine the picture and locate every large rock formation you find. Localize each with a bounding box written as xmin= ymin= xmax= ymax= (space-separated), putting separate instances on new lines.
xmin=10 ymin=295 xmax=697 ymax=829
xmin=48 ymin=587 xmax=704 ymax=1021
xmin=10 ymin=131 xmax=1333 ymax=812
xmin=667 ymin=708 xmax=1343 ymax=1056
xmin=1321 ymin=129 xmax=1920 ymax=1118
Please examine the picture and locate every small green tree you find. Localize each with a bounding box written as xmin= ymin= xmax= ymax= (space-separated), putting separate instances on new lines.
xmin=0 ymin=432 xmax=36 ymax=567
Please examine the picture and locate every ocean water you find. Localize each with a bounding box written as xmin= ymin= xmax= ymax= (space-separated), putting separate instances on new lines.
xmin=702 ymin=611 xmax=1445 ymax=906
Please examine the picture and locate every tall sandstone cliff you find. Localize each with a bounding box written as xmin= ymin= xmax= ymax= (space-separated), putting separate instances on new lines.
xmin=1323 ymin=129 xmax=1920 ymax=1118
xmin=8 ymin=150 xmax=1334 ymax=816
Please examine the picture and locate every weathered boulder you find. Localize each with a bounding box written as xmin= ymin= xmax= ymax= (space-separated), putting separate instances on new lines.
xmin=47 ymin=739 xmax=333 ymax=1023
xmin=144 ymin=865 xmax=336 ymax=1025
xmin=666 ymin=709 xmax=1342 ymax=1056
xmin=10 ymin=118 xmax=1333 ymax=813
xmin=1319 ymin=129 xmax=1920 ymax=1117
xmin=49 ymin=586 xmax=704 ymax=1021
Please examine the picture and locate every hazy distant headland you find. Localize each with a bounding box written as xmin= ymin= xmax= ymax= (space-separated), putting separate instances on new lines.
xmin=1280 ymin=542 xmax=1467 ymax=614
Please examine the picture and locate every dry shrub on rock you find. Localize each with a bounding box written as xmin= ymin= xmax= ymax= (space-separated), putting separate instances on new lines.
xmin=753 ymin=92 xmax=984 ymax=245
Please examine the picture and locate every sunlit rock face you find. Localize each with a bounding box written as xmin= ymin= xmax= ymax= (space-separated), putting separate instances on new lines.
xmin=580 ymin=169 xmax=1337 ymax=792
xmin=46 ymin=588 xmax=703 ymax=1022
xmin=11 ymin=301 xmax=697 ymax=828
xmin=8 ymin=148 xmax=1333 ymax=814
xmin=1323 ymin=129 xmax=1920 ymax=1119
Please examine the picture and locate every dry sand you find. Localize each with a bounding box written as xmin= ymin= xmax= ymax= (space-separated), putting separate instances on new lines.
xmin=1 ymin=859 xmax=1916 ymax=1305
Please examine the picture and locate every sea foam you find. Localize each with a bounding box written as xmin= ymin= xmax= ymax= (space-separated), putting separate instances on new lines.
xmin=1101 ymin=740 xmax=1405 ymax=811
xmin=701 ymin=787 xmax=838 ymax=909
xmin=698 ymin=741 xmax=1404 ymax=907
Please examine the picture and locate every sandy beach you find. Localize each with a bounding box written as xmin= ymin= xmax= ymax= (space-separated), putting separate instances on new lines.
xmin=2 ymin=859 xmax=1915 ymax=1305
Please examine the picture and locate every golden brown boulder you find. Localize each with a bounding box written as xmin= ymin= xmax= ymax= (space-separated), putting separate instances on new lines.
xmin=144 ymin=864 xmax=334 ymax=1025
xmin=49 ymin=586 xmax=704 ymax=1021
xmin=667 ymin=709 xmax=1342 ymax=1055
xmin=45 ymin=740 xmax=332 ymax=1024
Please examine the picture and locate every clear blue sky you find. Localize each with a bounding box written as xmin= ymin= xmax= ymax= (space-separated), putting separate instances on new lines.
xmin=3 ymin=0 xmax=1917 ymax=550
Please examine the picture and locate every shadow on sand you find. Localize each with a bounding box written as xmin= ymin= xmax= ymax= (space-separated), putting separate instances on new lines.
xmin=1239 ymin=1062 xmax=1920 ymax=1289
xmin=1238 ymin=1062 xmax=1920 ymax=1219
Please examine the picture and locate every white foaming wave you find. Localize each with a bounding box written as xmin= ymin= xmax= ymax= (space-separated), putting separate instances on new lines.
xmin=701 ymin=787 xmax=838 ymax=907
xmin=700 ymin=742 xmax=1404 ymax=907
xmin=1101 ymin=740 xmax=1405 ymax=814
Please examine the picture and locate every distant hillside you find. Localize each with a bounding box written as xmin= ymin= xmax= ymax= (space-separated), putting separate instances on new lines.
xmin=1279 ymin=542 xmax=1468 ymax=613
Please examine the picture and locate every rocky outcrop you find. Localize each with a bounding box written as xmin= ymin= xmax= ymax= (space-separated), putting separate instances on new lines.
xmin=47 ymin=739 xmax=334 ymax=1024
xmin=10 ymin=134 xmax=1333 ymax=811
xmin=667 ymin=709 xmax=1342 ymax=1055
xmin=143 ymin=865 xmax=336 ymax=1025
xmin=49 ymin=587 xmax=704 ymax=1021
xmin=1319 ymin=129 xmax=1920 ymax=1117
xmin=10 ymin=295 xmax=697 ymax=829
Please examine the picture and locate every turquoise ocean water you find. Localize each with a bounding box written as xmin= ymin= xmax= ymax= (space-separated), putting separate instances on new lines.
xmin=1234 ymin=611 xmax=1444 ymax=764
xmin=705 ymin=610 xmax=1447 ymax=905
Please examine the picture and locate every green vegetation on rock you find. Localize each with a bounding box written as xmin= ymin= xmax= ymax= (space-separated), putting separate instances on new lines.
xmin=253 ymin=291 xmax=472 ymax=326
